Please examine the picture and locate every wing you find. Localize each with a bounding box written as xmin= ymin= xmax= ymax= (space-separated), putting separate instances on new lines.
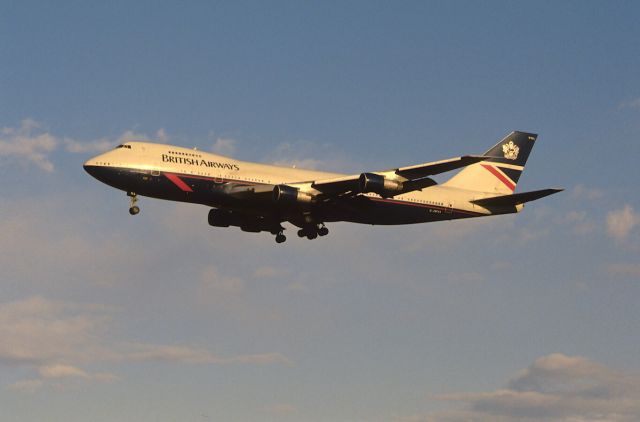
xmin=309 ymin=155 xmax=487 ymax=197
xmin=384 ymin=155 xmax=487 ymax=179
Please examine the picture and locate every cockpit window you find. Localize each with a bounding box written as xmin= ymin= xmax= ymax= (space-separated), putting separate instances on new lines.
xmin=115 ymin=144 xmax=132 ymax=149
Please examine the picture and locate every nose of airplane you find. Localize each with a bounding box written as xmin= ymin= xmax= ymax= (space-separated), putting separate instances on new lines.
xmin=83 ymin=159 xmax=99 ymax=178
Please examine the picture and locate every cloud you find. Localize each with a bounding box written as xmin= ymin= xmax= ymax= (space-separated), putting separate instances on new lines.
xmin=558 ymin=210 xmax=597 ymax=235
xmin=0 ymin=296 xmax=112 ymax=366
xmin=38 ymin=364 xmax=90 ymax=379
xmin=619 ymin=98 xmax=640 ymax=110
xmin=265 ymin=140 xmax=355 ymax=172
xmin=64 ymin=128 xmax=169 ymax=153
xmin=211 ymin=137 xmax=237 ymax=156
xmin=123 ymin=343 xmax=291 ymax=365
xmin=0 ymin=119 xmax=176 ymax=172
xmin=201 ymin=265 xmax=245 ymax=293
xmin=570 ymin=185 xmax=604 ymax=201
xmin=0 ymin=296 xmax=291 ymax=393
xmin=63 ymin=137 xmax=116 ymax=153
xmin=0 ymin=119 xmax=57 ymax=171
xmin=606 ymin=205 xmax=638 ymax=241
xmin=412 ymin=353 xmax=640 ymax=422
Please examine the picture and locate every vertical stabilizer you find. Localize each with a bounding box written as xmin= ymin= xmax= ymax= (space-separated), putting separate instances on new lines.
xmin=443 ymin=131 xmax=537 ymax=194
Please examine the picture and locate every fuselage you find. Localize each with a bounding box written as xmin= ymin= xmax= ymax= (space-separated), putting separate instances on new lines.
xmin=83 ymin=141 xmax=515 ymax=229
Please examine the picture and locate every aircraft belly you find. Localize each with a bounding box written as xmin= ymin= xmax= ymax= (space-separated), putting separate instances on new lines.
xmin=321 ymin=197 xmax=468 ymax=225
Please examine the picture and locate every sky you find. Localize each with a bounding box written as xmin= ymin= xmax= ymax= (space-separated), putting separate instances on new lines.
xmin=1 ymin=1 xmax=640 ymax=421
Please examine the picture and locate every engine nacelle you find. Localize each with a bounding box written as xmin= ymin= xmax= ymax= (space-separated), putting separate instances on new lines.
xmin=208 ymin=208 xmax=236 ymax=227
xmin=358 ymin=173 xmax=403 ymax=196
xmin=272 ymin=185 xmax=313 ymax=204
xmin=208 ymin=209 xmax=280 ymax=233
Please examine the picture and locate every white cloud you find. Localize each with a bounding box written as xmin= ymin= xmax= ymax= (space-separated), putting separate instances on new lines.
xmin=0 ymin=119 xmax=57 ymax=171
xmin=211 ymin=137 xmax=237 ymax=156
xmin=63 ymin=137 xmax=115 ymax=153
xmin=155 ymin=128 xmax=169 ymax=143
xmin=201 ymin=265 xmax=245 ymax=293
xmin=265 ymin=140 xmax=354 ymax=172
xmin=0 ymin=296 xmax=291 ymax=393
xmin=571 ymin=185 xmax=604 ymax=201
xmin=410 ymin=353 xmax=640 ymax=422
xmin=38 ymin=364 xmax=90 ymax=379
xmin=0 ymin=119 xmax=176 ymax=171
xmin=606 ymin=205 xmax=638 ymax=241
xmin=0 ymin=296 xmax=112 ymax=366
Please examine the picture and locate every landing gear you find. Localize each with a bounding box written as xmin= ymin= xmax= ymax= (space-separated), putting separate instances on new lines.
xmin=127 ymin=192 xmax=140 ymax=215
xmin=296 ymin=223 xmax=329 ymax=240
xmin=275 ymin=232 xmax=286 ymax=243
xmin=318 ymin=225 xmax=329 ymax=236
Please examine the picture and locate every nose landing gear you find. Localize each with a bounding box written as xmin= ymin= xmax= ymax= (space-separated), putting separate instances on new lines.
xmin=127 ymin=192 xmax=140 ymax=215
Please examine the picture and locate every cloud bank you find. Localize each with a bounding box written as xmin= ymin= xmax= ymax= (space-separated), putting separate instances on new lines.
xmin=403 ymin=353 xmax=640 ymax=422
xmin=0 ymin=297 xmax=290 ymax=393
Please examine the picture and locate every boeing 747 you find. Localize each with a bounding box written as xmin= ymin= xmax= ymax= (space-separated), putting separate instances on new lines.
xmin=84 ymin=131 xmax=561 ymax=243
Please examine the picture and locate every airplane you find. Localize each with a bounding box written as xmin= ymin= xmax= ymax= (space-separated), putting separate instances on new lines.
xmin=83 ymin=131 xmax=562 ymax=243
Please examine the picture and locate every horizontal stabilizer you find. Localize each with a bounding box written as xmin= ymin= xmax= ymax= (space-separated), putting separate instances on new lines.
xmin=471 ymin=188 xmax=563 ymax=207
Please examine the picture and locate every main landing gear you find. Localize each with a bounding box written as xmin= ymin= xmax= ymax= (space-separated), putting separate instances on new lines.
xmin=297 ymin=223 xmax=329 ymax=240
xmin=275 ymin=231 xmax=286 ymax=244
xmin=127 ymin=192 xmax=140 ymax=215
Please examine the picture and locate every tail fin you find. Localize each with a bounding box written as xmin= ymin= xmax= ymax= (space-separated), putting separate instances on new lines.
xmin=443 ymin=131 xmax=537 ymax=194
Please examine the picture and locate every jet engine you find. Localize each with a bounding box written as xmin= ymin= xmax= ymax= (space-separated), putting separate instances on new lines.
xmin=208 ymin=208 xmax=236 ymax=227
xmin=358 ymin=173 xmax=403 ymax=196
xmin=272 ymin=185 xmax=313 ymax=204
xmin=208 ymin=209 xmax=280 ymax=234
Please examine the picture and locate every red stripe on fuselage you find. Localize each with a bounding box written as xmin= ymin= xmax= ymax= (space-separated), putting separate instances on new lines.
xmin=482 ymin=164 xmax=515 ymax=191
xmin=164 ymin=173 xmax=193 ymax=192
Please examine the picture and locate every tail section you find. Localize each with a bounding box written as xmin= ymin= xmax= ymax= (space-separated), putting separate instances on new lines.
xmin=443 ymin=131 xmax=537 ymax=194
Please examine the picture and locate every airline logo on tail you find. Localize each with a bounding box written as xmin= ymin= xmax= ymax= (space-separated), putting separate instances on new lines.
xmin=502 ymin=141 xmax=520 ymax=160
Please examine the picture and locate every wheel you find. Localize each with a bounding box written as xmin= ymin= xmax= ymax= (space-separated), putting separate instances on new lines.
xmin=318 ymin=226 xmax=329 ymax=236
xmin=275 ymin=233 xmax=286 ymax=243
xmin=297 ymin=229 xmax=306 ymax=238
xmin=129 ymin=206 xmax=140 ymax=215
xmin=306 ymin=232 xmax=317 ymax=240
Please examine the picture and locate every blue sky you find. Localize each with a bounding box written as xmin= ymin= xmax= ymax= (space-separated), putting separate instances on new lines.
xmin=1 ymin=1 xmax=639 ymax=421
